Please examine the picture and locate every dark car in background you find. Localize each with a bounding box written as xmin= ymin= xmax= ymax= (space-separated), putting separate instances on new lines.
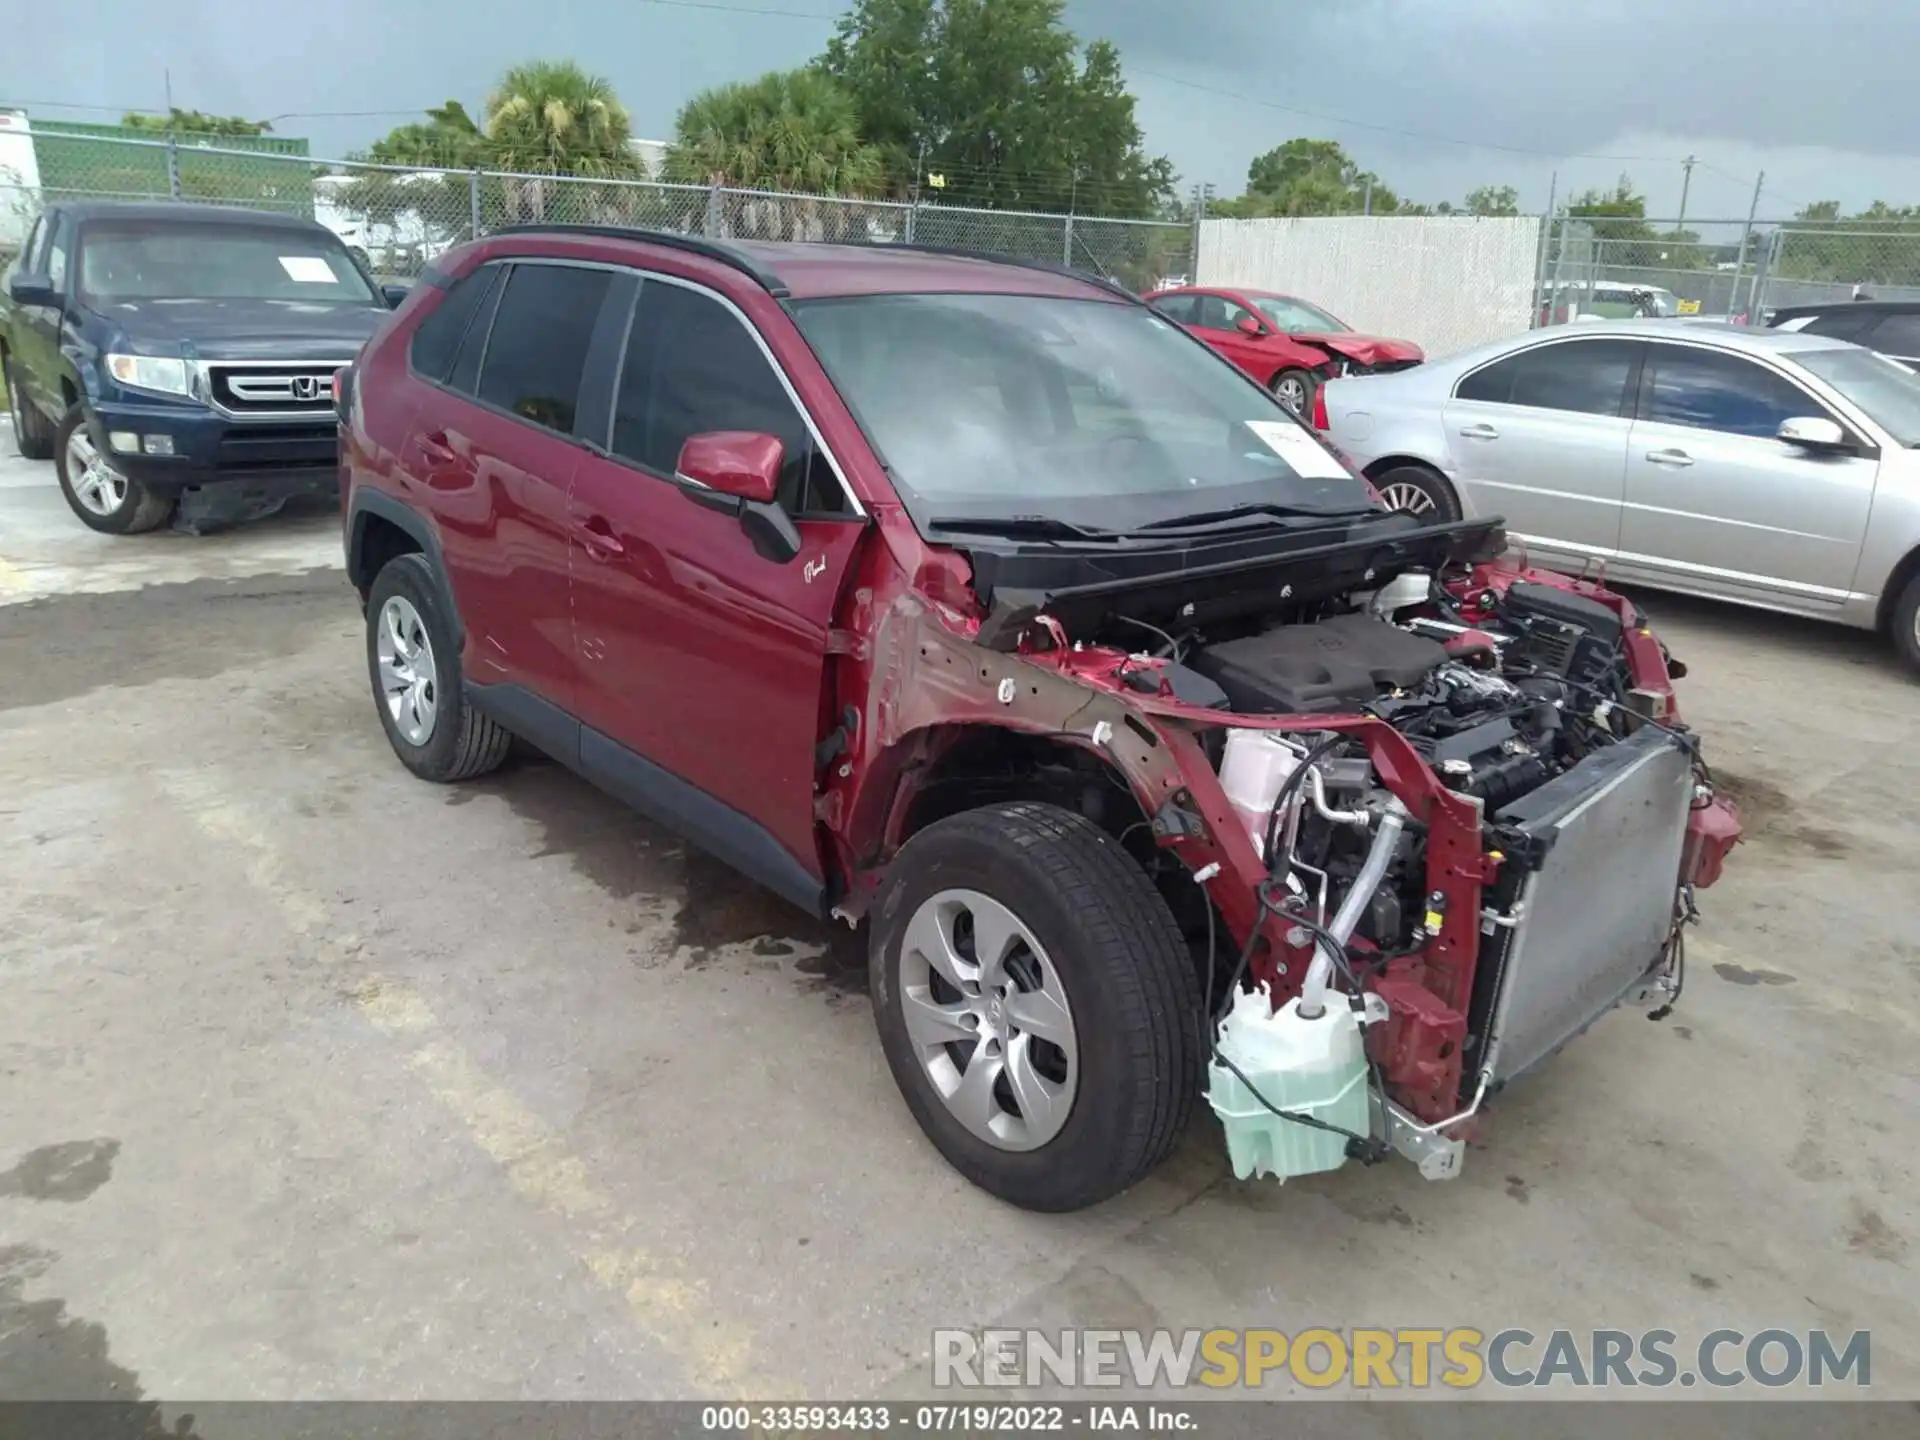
xmin=0 ymin=201 xmax=405 ymax=534
xmin=1769 ymin=299 xmax=1920 ymax=368
xmin=1143 ymin=285 xmax=1423 ymax=416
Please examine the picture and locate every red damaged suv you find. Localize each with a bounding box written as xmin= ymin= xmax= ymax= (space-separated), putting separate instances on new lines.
xmin=1145 ymin=285 xmax=1423 ymax=419
xmin=337 ymin=228 xmax=1739 ymax=1212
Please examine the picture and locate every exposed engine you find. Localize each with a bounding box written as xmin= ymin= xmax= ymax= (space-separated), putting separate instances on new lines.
xmin=1106 ymin=564 xmax=1705 ymax=1122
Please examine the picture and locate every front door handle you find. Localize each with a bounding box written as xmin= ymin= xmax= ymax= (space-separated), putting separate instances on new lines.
xmin=1646 ymin=448 xmax=1694 ymax=467
xmin=576 ymin=514 xmax=624 ymax=556
xmin=1458 ymin=423 xmax=1500 ymax=440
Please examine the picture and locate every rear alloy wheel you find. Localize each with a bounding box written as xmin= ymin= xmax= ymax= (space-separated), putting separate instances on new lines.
xmin=364 ymin=553 xmax=513 ymax=783
xmin=1370 ymin=463 xmax=1462 ymax=523
xmin=53 ymin=406 xmax=174 ymax=534
xmin=869 ymin=802 xmax=1201 ymax=1212
xmin=1891 ymin=571 xmax=1920 ymax=677
xmin=1270 ymin=367 xmax=1318 ymax=417
xmin=5 ymin=359 xmax=54 ymax=460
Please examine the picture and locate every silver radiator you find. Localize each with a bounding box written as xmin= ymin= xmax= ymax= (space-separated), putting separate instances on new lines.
xmin=1479 ymin=725 xmax=1694 ymax=1085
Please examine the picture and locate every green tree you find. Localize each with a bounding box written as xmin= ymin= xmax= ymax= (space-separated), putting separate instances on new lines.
xmin=483 ymin=60 xmax=641 ymax=178
xmin=362 ymin=101 xmax=487 ymax=169
xmin=121 ymin=108 xmax=272 ymax=136
xmin=1216 ymin=139 xmax=1397 ymax=217
xmin=666 ymin=69 xmax=882 ymax=196
xmin=818 ymin=0 xmax=1175 ymax=216
xmin=1462 ymin=184 xmax=1520 ymax=217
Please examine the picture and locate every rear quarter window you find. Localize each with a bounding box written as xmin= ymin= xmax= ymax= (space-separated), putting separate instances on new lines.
xmin=408 ymin=265 xmax=500 ymax=384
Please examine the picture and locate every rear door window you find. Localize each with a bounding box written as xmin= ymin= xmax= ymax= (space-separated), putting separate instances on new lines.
xmin=611 ymin=277 xmax=845 ymax=515
xmin=473 ymin=263 xmax=613 ymax=435
xmin=1640 ymin=344 xmax=1828 ymax=438
xmin=1457 ymin=339 xmax=1641 ymax=416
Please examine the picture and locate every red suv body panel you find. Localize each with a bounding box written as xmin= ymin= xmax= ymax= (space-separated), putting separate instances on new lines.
xmin=342 ymin=234 xmax=1738 ymax=1133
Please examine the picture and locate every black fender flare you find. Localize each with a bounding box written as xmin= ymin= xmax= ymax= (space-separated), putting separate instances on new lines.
xmin=345 ymin=488 xmax=465 ymax=648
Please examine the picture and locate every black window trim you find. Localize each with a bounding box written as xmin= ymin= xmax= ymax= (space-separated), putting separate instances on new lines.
xmin=1452 ymin=334 xmax=1648 ymax=418
xmin=405 ymin=257 xmax=505 ymax=388
xmin=594 ymin=266 xmax=866 ymax=521
xmin=402 ymin=255 xmax=864 ymax=520
xmin=405 ymin=256 xmax=628 ymax=446
xmin=1629 ymin=337 xmax=1865 ymax=446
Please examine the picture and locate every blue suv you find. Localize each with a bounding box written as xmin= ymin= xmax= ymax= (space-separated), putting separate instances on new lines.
xmin=1 ymin=201 xmax=404 ymax=534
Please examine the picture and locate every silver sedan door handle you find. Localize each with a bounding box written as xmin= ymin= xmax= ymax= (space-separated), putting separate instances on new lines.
xmin=1646 ymin=448 xmax=1694 ymax=467
xmin=1458 ymin=423 xmax=1500 ymax=440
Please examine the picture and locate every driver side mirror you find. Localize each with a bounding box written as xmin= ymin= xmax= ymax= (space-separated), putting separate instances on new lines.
xmin=8 ymin=272 xmax=57 ymax=308
xmin=381 ymin=282 xmax=411 ymax=309
xmin=1235 ymin=313 xmax=1266 ymax=337
xmin=674 ymin=430 xmax=802 ymax=563
xmin=1777 ymin=416 xmax=1851 ymax=453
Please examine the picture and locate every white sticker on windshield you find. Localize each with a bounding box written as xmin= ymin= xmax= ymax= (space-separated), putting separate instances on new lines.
xmin=1246 ymin=419 xmax=1348 ymax=478
xmin=278 ymin=255 xmax=338 ymax=283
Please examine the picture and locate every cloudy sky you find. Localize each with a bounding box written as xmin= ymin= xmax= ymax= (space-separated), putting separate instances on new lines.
xmin=6 ymin=0 xmax=1918 ymax=228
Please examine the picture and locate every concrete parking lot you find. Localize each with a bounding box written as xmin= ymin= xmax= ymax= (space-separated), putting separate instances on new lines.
xmin=2 ymin=429 xmax=1917 ymax=1409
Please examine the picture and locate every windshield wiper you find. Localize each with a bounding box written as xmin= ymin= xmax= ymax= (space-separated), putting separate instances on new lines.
xmin=926 ymin=515 xmax=1121 ymax=542
xmin=1132 ymin=501 xmax=1358 ymax=532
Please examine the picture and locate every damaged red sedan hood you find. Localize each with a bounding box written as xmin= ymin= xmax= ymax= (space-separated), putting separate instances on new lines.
xmin=1300 ymin=333 xmax=1424 ymax=366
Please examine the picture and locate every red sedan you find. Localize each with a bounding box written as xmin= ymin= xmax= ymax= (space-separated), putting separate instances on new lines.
xmin=1144 ymin=286 xmax=1423 ymax=416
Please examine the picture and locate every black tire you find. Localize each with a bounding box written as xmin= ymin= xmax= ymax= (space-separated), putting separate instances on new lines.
xmin=365 ymin=552 xmax=512 ymax=783
xmin=869 ymin=802 xmax=1202 ymax=1212
xmin=4 ymin=357 xmax=53 ymax=460
xmin=1370 ymin=462 xmax=1462 ymax=523
xmin=1270 ymin=367 xmax=1318 ymax=417
xmin=1891 ymin=570 xmax=1920 ymax=677
xmin=52 ymin=405 xmax=174 ymax=534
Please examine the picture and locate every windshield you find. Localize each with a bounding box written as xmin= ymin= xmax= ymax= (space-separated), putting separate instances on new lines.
xmin=1253 ymin=295 xmax=1347 ymax=333
xmin=1795 ymin=345 xmax=1920 ymax=446
xmin=789 ymin=292 xmax=1376 ymax=533
xmin=78 ymin=221 xmax=377 ymax=305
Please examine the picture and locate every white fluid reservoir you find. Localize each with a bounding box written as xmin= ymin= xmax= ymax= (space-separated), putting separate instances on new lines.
xmin=1206 ymin=982 xmax=1371 ymax=1182
xmin=1218 ymin=729 xmax=1304 ymax=858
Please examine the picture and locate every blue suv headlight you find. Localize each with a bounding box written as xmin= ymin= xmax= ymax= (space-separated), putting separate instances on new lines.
xmin=105 ymin=354 xmax=193 ymax=399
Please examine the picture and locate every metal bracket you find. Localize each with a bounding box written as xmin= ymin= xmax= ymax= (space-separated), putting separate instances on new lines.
xmin=1479 ymin=899 xmax=1527 ymax=933
xmin=1370 ymin=1071 xmax=1491 ymax=1182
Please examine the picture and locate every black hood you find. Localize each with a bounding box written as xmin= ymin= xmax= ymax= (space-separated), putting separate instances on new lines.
xmin=92 ymin=297 xmax=386 ymax=361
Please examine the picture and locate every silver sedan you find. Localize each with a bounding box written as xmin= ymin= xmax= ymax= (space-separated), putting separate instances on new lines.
xmin=1315 ymin=319 xmax=1920 ymax=673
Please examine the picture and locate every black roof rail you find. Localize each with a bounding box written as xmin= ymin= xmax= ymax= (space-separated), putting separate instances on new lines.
xmin=485 ymin=224 xmax=791 ymax=297
xmin=844 ymin=241 xmax=1147 ymax=304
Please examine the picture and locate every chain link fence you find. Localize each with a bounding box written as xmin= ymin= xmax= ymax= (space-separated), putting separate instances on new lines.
xmin=1534 ymin=214 xmax=1920 ymax=326
xmin=1535 ymin=215 xmax=1769 ymax=324
xmin=0 ymin=129 xmax=1193 ymax=291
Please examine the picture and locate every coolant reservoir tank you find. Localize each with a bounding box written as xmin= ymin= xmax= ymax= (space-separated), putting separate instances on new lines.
xmin=1218 ymin=729 xmax=1304 ymax=859
xmin=1206 ymin=983 xmax=1371 ymax=1183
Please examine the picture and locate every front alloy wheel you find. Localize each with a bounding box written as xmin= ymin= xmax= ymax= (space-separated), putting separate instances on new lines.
xmin=66 ymin=426 xmax=130 ymax=517
xmin=869 ymin=802 xmax=1201 ymax=1212
xmin=52 ymin=406 xmax=174 ymax=534
xmin=898 ymin=888 xmax=1079 ymax=1152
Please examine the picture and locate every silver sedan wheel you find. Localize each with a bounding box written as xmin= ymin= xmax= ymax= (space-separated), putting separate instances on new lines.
xmin=375 ymin=595 xmax=439 ymax=746
xmin=1378 ymin=480 xmax=1436 ymax=516
xmin=65 ymin=427 xmax=128 ymax=516
xmin=897 ymin=888 xmax=1079 ymax=1152
xmin=1273 ymin=374 xmax=1310 ymax=414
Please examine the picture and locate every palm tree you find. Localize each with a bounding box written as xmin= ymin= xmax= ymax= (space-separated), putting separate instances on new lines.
xmin=485 ymin=61 xmax=641 ymax=220
xmin=666 ymin=69 xmax=884 ymax=237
